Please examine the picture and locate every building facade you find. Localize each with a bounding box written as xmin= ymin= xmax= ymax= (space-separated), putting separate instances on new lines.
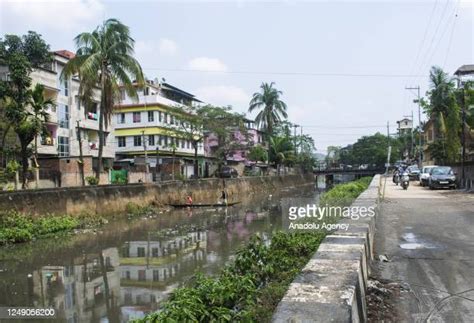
xmin=1 ymin=50 xmax=114 ymax=186
xmin=113 ymin=80 xmax=205 ymax=179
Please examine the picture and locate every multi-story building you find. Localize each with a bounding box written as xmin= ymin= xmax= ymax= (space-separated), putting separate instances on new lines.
xmin=1 ymin=50 xmax=114 ymax=186
xmin=454 ymin=64 xmax=474 ymax=88
xmin=396 ymin=118 xmax=413 ymax=136
xmin=113 ymin=80 xmax=205 ymax=179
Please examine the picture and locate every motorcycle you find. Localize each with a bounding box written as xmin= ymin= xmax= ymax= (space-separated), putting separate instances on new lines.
xmin=393 ymin=171 xmax=400 ymax=186
xmin=401 ymin=171 xmax=410 ymax=190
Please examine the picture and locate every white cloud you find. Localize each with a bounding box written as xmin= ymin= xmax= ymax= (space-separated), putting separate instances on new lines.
xmin=188 ymin=57 xmax=228 ymax=72
xmin=194 ymin=85 xmax=250 ymax=110
xmin=2 ymin=0 xmax=105 ymax=31
xmin=159 ymin=38 xmax=178 ymax=56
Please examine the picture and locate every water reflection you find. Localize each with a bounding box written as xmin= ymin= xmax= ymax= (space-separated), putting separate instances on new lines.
xmin=0 ymin=185 xmax=316 ymax=322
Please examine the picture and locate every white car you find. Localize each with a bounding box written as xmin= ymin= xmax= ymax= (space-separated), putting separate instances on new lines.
xmin=419 ymin=165 xmax=438 ymax=186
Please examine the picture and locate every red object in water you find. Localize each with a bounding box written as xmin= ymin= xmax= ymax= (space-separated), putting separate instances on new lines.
xmin=186 ymin=196 xmax=193 ymax=205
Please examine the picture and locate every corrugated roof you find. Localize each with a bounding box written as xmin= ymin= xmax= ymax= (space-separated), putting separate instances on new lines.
xmin=454 ymin=64 xmax=474 ymax=75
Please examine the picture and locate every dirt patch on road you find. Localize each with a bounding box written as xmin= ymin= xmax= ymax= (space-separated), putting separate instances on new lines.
xmin=366 ymin=278 xmax=404 ymax=322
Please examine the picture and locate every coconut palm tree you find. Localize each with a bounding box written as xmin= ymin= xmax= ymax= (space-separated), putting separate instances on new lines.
xmin=28 ymin=84 xmax=54 ymax=166
xmin=425 ymin=66 xmax=461 ymax=163
xmin=63 ymin=18 xmax=144 ymax=181
xmin=269 ymin=136 xmax=293 ymax=175
xmin=248 ymin=82 xmax=288 ymax=138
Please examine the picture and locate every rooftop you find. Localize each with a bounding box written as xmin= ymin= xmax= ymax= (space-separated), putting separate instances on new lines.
xmin=454 ymin=64 xmax=474 ymax=76
xmin=54 ymin=50 xmax=75 ymax=60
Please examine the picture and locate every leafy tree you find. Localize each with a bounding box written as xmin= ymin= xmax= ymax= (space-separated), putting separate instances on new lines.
xmin=338 ymin=133 xmax=399 ymax=168
xmin=63 ymin=18 xmax=144 ymax=181
xmin=248 ymin=145 xmax=267 ymax=162
xmin=248 ymin=82 xmax=288 ymax=138
xmin=325 ymin=146 xmax=341 ymax=168
xmin=0 ymin=32 xmax=51 ymax=188
xmin=174 ymin=104 xmax=249 ymax=174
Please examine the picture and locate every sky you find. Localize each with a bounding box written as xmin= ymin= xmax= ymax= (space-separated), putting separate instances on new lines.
xmin=1 ymin=0 xmax=473 ymax=154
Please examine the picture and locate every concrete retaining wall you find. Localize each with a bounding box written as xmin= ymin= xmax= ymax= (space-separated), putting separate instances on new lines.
xmin=0 ymin=174 xmax=314 ymax=217
xmin=273 ymin=174 xmax=381 ymax=323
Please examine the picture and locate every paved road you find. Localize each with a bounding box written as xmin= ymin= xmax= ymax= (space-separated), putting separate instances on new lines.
xmin=373 ymin=179 xmax=474 ymax=322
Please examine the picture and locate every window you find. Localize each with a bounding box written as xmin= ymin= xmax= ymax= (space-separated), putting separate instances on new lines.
xmin=117 ymin=113 xmax=125 ymax=124
xmin=137 ymin=247 xmax=146 ymax=257
xmin=134 ymin=136 xmax=142 ymax=147
xmin=58 ymin=136 xmax=70 ymax=157
xmin=144 ymin=87 xmax=149 ymax=96
xmin=181 ymin=139 xmax=185 ymax=148
xmin=152 ymin=248 xmax=159 ymax=257
xmin=75 ymin=96 xmax=80 ymax=110
xmin=158 ymin=111 xmax=162 ymax=122
xmin=60 ymin=77 xmax=69 ymax=96
xmin=120 ymin=89 xmax=126 ymax=101
xmin=148 ymin=135 xmax=155 ymax=146
xmin=159 ymin=135 xmax=163 ymax=146
xmin=59 ymin=104 xmax=69 ymax=129
xmin=187 ymin=140 xmax=190 ymax=149
xmin=164 ymin=136 xmax=168 ymax=146
xmin=148 ymin=111 xmax=154 ymax=122
xmin=153 ymin=270 xmax=160 ymax=281
xmin=138 ymin=270 xmax=146 ymax=281
xmin=118 ymin=137 xmax=126 ymax=147
xmin=164 ymin=113 xmax=168 ymax=124
xmin=170 ymin=115 xmax=174 ymax=125
xmin=133 ymin=112 xmax=141 ymax=123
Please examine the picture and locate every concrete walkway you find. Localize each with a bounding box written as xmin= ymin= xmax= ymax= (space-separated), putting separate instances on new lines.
xmin=373 ymin=179 xmax=474 ymax=322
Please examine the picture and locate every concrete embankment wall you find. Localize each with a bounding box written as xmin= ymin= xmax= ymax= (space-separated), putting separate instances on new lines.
xmin=273 ymin=174 xmax=381 ymax=323
xmin=0 ymin=174 xmax=314 ymax=217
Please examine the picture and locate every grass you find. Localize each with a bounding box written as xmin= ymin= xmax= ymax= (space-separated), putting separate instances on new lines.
xmin=0 ymin=210 xmax=80 ymax=245
xmin=138 ymin=176 xmax=373 ymax=323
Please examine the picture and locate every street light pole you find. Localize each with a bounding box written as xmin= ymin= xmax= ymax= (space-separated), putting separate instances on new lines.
xmin=405 ymin=86 xmax=422 ymax=167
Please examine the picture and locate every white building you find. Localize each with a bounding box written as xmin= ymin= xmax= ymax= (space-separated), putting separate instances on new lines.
xmin=397 ymin=118 xmax=413 ymax=136
xmin=113 ymin=80 xmax=205 ymax=179
xmin=454 ymin=64 xmax=474 ymax=88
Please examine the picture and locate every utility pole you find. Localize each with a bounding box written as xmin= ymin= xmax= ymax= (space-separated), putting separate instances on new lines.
xmin=293 ymin=124 xmax=299 ymax=156
xmin=461 ymin=86 xmax=466 ymax=187
xmin=405 ymin=86 xmax=422 ymax=167
xmin=76 ymin=121 xmax=85 ymax=186
xmin=142 ymin=130 xmax=148 ymax=183
xmin=403 ymin=112 xmax=414 ymax=160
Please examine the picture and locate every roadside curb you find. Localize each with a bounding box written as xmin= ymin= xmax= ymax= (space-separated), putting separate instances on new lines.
xmin=273 ymin=175 xmax=381 ymax=323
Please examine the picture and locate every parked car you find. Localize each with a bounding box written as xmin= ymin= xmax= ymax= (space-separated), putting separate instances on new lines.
xmin=428 ymin=166 xmax=456 ymax=189
xmin=214 ymin=166 xmax=238 ymax=178
xmin=419 ymin=165 xmax=438 ymax=186
xmin=406 ymin=165 xmax=420 ymax=180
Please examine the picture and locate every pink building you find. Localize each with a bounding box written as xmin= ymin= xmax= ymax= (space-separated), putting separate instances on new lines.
xmin=204 ymin=119 xmax=266 ymax=174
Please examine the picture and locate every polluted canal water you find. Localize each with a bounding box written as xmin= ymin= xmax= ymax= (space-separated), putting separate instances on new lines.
xmin=0 ymin=183 xmax=320 ymax=322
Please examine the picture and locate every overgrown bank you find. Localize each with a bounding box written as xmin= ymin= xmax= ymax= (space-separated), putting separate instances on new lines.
xmin=139 ymin=177 xmax=372 ymax=322
xmin=0 ymin=202 xmax=152 ymax=245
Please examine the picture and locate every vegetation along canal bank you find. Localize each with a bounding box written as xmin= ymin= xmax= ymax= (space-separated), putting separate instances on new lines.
xmin=139 ymin=177 xmax=372 ymax=322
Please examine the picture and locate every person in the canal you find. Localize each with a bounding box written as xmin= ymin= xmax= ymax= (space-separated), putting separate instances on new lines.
xmin=220 ymin=190 xmax=228 ymax=205
xmin=186 ymin=194 xmax=193 ymax=206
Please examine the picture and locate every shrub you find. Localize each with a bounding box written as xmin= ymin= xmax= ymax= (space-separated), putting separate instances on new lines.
xmin=86 ymin=176 xmax=99 ymax=185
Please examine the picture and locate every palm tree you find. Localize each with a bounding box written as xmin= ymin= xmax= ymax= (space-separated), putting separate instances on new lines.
xmin=63 ymin=18 xmax=144 ymax=181
xmin=28 ymin=84 xmax=54 ymax=188
xmin=29 ymin=84 xmax=54 ymax=166
xmin=425 ymin=66 xmax=461 ymax=163
xmin=269 ymin=136 xmax=293 ymax=175
xmin=248 ymin=82 xmax=288 ymax=138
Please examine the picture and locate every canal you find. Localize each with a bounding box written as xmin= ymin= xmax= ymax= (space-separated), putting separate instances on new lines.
xmin=0 ymin=182 xmax=320 ymax=322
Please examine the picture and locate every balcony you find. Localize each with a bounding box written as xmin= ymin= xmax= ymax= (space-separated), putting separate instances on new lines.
xmin=119 ymin=93 xmax=188 ymax=109
xmin=31 ymin=69 xmax=59 ymax=95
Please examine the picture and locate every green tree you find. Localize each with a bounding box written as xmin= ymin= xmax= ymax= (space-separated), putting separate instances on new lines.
xmin=0 ymin=32 xmax=51 ymax=188
xmin=423 ymin=66 xmax=461 ymax=164
xmin=269 ymin=136 xmax=294 ymax=175
xmin=28 ymin=84 xmax=54 ymax=166
xmin=248 ymin=82 xmax=288 ymax=138
xmin=63 ymin=18 xmax=144 ymax=181
xmin=248 ymin=145 xmax=267 ymax=162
